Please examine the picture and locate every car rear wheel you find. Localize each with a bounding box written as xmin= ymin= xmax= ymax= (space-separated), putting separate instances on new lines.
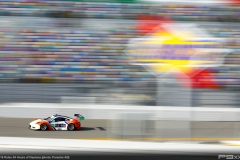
xmin=40 ymin=124 xmax=48 ymax=131
xmin=67 ymin=124 xmax=75 ymax=131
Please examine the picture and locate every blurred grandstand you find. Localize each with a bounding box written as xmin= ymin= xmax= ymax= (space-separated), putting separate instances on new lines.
xmin=0 ymin=0 xmax=239 ymax=107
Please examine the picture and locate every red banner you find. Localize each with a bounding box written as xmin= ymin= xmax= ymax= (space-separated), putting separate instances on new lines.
xmin=136 ymin=15 xmax=172 ymax=36
xmin=224 ymin=0 xmax=240 ymax=4
xmin=176 ymin=69 xmax=221 ymax=89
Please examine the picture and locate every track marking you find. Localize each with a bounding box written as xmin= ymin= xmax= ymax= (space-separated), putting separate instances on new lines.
xmin=220 ymin=141 xmax=240 ymax=146
xmin=221 ymin=144 xmax=240 ymax=146
xmin=96 ymin=127 xmax=106 ymax=131
xmin=76 ymin=138 xmax=124 ymax=141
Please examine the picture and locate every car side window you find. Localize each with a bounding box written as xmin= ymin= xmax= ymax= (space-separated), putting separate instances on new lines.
xmin=54 ymin=117 xmax=66 ymax=122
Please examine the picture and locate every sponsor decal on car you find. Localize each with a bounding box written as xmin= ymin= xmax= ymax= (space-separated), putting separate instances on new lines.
xmin=55 ymin=124 xmax=66 ymax=127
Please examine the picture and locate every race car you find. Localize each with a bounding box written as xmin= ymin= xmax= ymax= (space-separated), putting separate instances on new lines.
xmin=29 ymin=114 xmax=84 ymax=131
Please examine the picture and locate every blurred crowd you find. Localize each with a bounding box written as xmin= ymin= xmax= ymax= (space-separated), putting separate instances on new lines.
xmin=0 ymin=1 xmax=239 ymax=21
xmin=0 ymin=27 xmax=155 ymax=84
xmin=0 ymin=0 xmax=239 ymax=89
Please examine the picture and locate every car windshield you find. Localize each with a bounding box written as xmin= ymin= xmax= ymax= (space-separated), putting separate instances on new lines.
xmin=43 ymin=117 xmax=52 ymax=121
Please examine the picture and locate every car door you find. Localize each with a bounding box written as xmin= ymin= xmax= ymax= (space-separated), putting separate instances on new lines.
xmin=52 ymin=117 xmax=67 ymax=130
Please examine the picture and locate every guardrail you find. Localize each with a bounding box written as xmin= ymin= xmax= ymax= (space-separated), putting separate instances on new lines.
xmin=0 ymin=103 xmax=240 ymax=121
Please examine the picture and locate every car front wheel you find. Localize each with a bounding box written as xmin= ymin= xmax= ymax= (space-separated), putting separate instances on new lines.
xmin=40 ymin=124 xmax=48 ymax=131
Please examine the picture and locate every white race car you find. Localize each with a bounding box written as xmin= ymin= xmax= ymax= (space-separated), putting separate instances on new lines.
xmin=29 ymin=114 xmax=84 ymax=131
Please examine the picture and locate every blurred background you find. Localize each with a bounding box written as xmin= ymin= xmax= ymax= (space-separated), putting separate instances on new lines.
xmin=2 ymin=0 xmax=240 ymax=146
xmin=0 ymin=0 xmax=239 ymax=108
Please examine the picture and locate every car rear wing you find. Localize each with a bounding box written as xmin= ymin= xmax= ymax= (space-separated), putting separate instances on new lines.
xmin=74 ymin=114 xmax=85 ymax=121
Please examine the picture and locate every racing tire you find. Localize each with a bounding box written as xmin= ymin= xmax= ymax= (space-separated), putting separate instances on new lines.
xmin=40 ymin=124 xmax=48 ymax=131
xmin=67 ymin=123 xmax=75 ymax=131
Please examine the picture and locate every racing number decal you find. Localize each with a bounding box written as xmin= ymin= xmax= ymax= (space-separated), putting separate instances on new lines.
xmin=55 ymin=124 xmax=66 ymax=127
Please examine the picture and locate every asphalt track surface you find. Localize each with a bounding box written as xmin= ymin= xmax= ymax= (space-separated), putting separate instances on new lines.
xmin=1 ymin=118 xmax=240 ymax=141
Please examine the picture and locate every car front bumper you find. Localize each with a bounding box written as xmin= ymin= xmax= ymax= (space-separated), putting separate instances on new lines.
xmin=29 ymin=124 xmax=40 ymax=130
